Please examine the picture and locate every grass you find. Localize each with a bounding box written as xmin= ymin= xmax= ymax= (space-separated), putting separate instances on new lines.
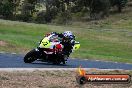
xmin=1 ymin=6 xmax=132 ymax=63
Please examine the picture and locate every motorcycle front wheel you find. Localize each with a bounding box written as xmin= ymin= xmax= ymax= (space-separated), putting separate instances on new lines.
xmin=24 ymin=49 xmax=38 ymax=63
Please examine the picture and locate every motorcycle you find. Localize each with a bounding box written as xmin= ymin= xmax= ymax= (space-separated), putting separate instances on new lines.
xmin=24 ymin=34 xmax=80 ymax=65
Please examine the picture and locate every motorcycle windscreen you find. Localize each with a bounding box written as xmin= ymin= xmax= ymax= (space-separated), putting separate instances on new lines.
xmin=73 ymin=43 xmax=80 ymax=50
xmin=39 ymin=37 xmax=51 ymax=48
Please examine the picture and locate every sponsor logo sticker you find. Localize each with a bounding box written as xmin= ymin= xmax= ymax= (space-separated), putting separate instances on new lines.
xmin=76 ymin=66 xmax=131 ymax=85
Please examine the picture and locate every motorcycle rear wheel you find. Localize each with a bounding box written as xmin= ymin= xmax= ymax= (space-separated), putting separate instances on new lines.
xmin=52 ymin=59 xmax=61 ymax=65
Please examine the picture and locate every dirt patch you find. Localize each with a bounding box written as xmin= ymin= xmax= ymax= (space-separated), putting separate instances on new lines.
xmin=0 ymin=70 xmax=131 ymax=88
xmin=0 ymin=40 xmax=8 ymax=46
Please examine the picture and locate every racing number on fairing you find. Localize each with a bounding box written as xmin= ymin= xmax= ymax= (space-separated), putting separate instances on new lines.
xmin=39 ymin=37 xmax=50 ymax=48
xmin=42 ymin=41 xmax=48 ymax=46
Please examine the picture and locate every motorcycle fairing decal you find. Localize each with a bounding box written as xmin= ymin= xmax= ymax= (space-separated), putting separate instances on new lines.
xmin=39 ymin=36 xmax=60 ymax=49
xmin=39 ymin=37 xmax=51 ymax=48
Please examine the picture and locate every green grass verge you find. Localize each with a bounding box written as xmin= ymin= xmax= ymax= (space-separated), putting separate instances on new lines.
xmin=0 ymin=7 xmax=132 ymax=63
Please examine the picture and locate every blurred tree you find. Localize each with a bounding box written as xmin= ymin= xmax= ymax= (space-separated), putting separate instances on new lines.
xmin=19 ymin=0 xmax=37 ymax=21
xmin=89 ymin=0 xmax=110 ymax=19
xmin=110 ymin=0 xmax=128 ymax=12
xmin=0 ymin=0 xmax=14 ymax=18
xmin=71 ymin=0 xmax=128 ymax=19
xmin=36 ymin=0 xmax=72 ymax=23
xmin=0 ymin=0 xmax=128 ymax=22
xmin=0 ymin=0 xmax=20 ymax=19
xmin=71 ymin=0 xmax=110 ymax=19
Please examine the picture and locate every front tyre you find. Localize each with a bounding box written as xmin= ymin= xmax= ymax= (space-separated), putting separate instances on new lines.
xmin=24 ymin=49 xmax=38 ymax=63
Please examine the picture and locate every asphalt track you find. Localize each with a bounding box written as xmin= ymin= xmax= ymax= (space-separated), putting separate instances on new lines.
xmin=0 ymin=53 xmax=132 ymax=70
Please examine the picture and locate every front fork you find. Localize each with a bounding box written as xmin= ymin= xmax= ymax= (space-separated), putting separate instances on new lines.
xmin=35 ymin=48 xmax=39 ymax=52
xmin=34 ymin=47 xmax=43 ymax=59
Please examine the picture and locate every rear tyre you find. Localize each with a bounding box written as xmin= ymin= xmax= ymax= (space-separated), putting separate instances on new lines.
xmin=62 ymin=60 xmax=66 ymax=64
xmin=53 ymin=59 xmax=61 ymax=65
xmin=52 ymin=53 xmax=67 ymax=65
xmin=24 ymin=49 xmax=38 ymax=63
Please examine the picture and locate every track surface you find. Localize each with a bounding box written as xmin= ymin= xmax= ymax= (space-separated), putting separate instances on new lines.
xmin=0 ymin=53 xmax=132 ymax=70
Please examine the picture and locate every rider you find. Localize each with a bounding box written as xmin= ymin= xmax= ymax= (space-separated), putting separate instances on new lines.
xmin=51 ymin=31 xmax=76 ymax=57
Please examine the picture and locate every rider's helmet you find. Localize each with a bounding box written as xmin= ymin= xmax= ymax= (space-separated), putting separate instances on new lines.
xmin=62 ymin=31 xmax=75 ymax=42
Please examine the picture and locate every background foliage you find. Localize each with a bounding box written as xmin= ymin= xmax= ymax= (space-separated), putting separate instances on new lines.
xmin=0 ymin=0 xmax=128 ymax=24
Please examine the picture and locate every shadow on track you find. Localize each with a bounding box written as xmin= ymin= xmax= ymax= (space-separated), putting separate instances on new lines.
xmin=30 ymin=61 xmax=77 ymax=68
